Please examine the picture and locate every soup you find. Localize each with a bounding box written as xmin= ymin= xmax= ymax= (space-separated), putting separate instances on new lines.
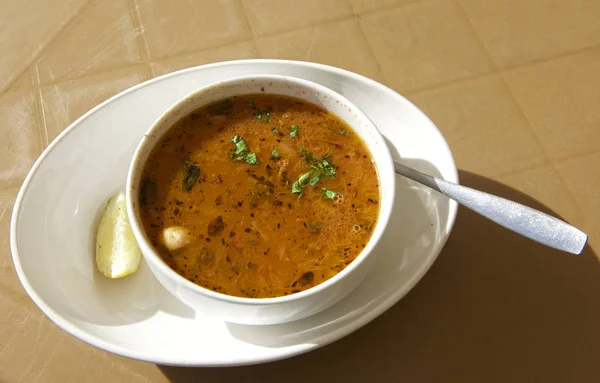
xmin=140 ymin=94 xmax=379 ymax=298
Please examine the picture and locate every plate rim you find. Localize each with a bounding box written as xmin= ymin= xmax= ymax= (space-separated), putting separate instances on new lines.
xmin=10 ymin=59 xmax=458 ymax=366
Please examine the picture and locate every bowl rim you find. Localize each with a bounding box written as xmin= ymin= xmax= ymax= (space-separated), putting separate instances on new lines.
xmin=125 ymin=73 xmax=396 ymax=306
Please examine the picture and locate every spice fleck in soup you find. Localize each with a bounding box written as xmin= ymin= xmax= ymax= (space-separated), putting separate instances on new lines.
xmin=140 ymin=94 xmax=379 ymax=298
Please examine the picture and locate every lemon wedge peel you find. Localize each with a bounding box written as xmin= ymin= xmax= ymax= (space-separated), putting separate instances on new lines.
xmin=95 ymin=191 xmax=142 ymax=278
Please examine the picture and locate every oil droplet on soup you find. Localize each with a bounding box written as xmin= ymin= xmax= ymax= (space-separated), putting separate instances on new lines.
xmin=140 ymin=94 xmax=379 ymax=298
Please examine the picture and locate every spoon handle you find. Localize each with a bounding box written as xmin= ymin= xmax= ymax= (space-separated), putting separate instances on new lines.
xmin=393 ymin=161 xmax=587 ymax=255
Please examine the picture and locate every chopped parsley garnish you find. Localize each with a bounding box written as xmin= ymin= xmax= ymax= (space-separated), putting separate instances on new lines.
xmin=322 ymin=188 xmax=337 ymax=199
xmin=249 ymin=101 xmax=256 ymax=109
xmin=289 ymin=125 xmax=299 ymax=138
xmin=245 ymin=153 xmax=258 ymax=165
xmin=340 ymin=130 xmax=349 ymax=136
xmin=311 ymin=158 xmax=336 ymax=179
xmin=232 ymin=136 xmax=249 ymax=156
xmin=291 ymin=171 xmax=312 ymax=197
xmin=303 ymin=149 xmax=336 ymax=179
xmin=272 ymin=149 xmax=279 ymax=158
xmin=309 ymin=174 xmax=321 ymax=186
xmin=255 ymin=110 xmax=271 ymax=123
xmin=301 ymin=148 xmax=315 ymax=163
xmin=272 ymin=129 xmax=279 ymax=135
xmin=230 ymin=136 xmax=259 ymax=165
xmin=291 ymin=149 xmax=338 ymax=198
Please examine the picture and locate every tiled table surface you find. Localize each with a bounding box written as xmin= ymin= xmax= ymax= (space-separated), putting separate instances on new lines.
xmin=1 ymin=0 xmax=599 ymax=381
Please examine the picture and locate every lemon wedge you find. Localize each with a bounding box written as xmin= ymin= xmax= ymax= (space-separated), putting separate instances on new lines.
xmin=95 ymin=191 xmax=142 ymax=278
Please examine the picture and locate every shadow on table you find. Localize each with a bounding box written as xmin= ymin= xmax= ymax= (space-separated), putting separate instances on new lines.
xmin=159 ymin=170 xmax=599 ymax=383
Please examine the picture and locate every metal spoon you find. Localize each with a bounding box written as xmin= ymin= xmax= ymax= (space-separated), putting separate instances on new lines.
xmin=394 ymin=161 xmax=587 ymax=255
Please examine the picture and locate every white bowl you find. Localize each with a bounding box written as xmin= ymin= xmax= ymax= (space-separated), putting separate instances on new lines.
xmin=10 ymin=59 xmax=457 ymax=365
xmin=126 ymin=75 xmax=396 ymax=325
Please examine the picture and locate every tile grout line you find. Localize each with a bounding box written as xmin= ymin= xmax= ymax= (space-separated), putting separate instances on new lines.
xmin=0 ymin=184 xmax=21 ymax=193
xmin=346 ymin=0 xmax=388 ymax=84
xmin=35 ymin=63 xmax=158 ymax=88
xmin=454 ymin=0 xmax=589 ymax=223
xmin=403 ymin=70 xmax=497 ymax=97
xmin=0 ymin=280 xmax=36 ymax=311
xmin=500 ymin=44 xmax=600 ymax=73
xmin=33 ymin=34 xmax=256 ymax=88
xmin=404 ymin=48 xmax=599 ymax=97
xmin=127 ymin=0 xmax=156 ymax=77
xmin=452 ymin=0 xmax=501 ymax=75
xmin=491 ymin=67 xmax=590 ymax=222
xmin=354 ymin=0 xmax=439 ymax=17
xmin=0 ymin=0 xmax=97 ymax=96
xmin=554 ymin=148 xmax=600 ymax=168
xmin=489 ymin=160 xmax=553 ymax=182
xmin=237 ymin=0 xmax=261 ymax=57
xmin=254 ymin=14 xmax=353 ymax=41
xmin=249 ymin=0 xmax=435 ymax=41
xmin=32 ymin=66 xmax=50 ymax=149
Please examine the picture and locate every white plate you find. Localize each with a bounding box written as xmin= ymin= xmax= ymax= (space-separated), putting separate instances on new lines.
xmin=10 ymin=60 xmax=458 ymax=367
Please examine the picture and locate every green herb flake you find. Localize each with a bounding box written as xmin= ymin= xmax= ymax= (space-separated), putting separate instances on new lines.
xmin=340 ymin=130 xmax=349 ymax=136
xmin=231 ymin=136 xmax=258 ymax=164
xmin=245 ymin=153 xmax=259 ymax=165
xmin=291 ymin=171 xmax=313 ymax=197
xmin=272 ymin=129 xmax=279 ymax=135
xmin=232 ymin=136 xmax=249 ymax=156
xmin=289 ymin=125 xmax=299 ymax=138
xmin=301 ymin=149 xmax=337 ymax=180
xmin=272 ymin=149 xmax=279 ymax=158
xmin=301 ymin=148 xmax=315 ymax=163
xmin=309 ymin=173 xmax=321 ymax=186
xmin=249 ymin=101 xmax=256 ymax=109
xmin=255 ymin=110 xmax=271 ymax=123
xmin=322 ymin=188 xmax=337 ymax=199
xmin=320 ymin=159 xmax=336 ymax=178
xmin=293 ymin=150 xmax=339 ymax=197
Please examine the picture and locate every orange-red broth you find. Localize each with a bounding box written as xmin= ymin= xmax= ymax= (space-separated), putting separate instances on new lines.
xmin=140 ymin=95 xmax=380 ymax=298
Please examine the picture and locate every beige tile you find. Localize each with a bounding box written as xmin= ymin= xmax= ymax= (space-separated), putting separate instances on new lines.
xmin=5 ymin=69 xmax=36 ymax=94
xmin=40 ymin=66 xmax=152 ymax=144
xmin=243 ymin=0 xmax=352 ymax=36
xmin=0 ymin=0 xmax=89 ymax=93
xmin=152 ymin=42 xmax=259 ymax=76
xmin=557 ymin=152 xmax=600 ymax=249
xmin=20 ymin=329 xmax=162 ymax=382
xmin=257 ymin=19 xmax=381 ymax=80
xmin=408 ymin=75 xmax=547 ymax=178
xmin=0 ymin=91 xmax=43 ymax=189
xmin=0 ymin=294 xmax=62 ymax=381
xmin=349 ymin=0 xmax=422 ymax=13
xmin=137 ymin=0 xmax=250 ymax=60
xmin=497 ymin=165 xmax=585 ymax=229
xmin=459 ymin=0 xmax=600 ymax=69
xmin=504 ymin=48 xmax=600 ymax=161
xmin=35 ymin=0 xmax=145 ymax=85
xmin=0 ymin=291 xmax=164 ymax=382
xmin=0 ymin=188 xmax=23 ymax=297
xmin=360 ymin=0 xmax=493 ymax=93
